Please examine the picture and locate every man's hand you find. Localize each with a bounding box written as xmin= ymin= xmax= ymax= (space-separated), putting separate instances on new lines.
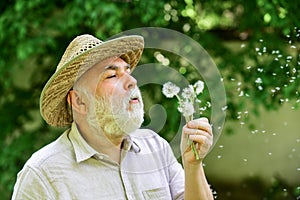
xmin=181 ymin=118 xmax=215 ymax=200
xmin=181 ymin=117 xmax=213 ymax=165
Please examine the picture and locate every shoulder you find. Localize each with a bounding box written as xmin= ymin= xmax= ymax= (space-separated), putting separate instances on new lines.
xmin=25 ymin=129 xmax=73 ymax=169
xmin=12 ymin=129 xmax=73 ymax=198
xmin=130 ymin=128 xmax=168 ymax=143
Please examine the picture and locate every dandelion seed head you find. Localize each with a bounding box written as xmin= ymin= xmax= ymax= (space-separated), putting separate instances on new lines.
xmin=178 ymin=101 xmax=195 ymax=117
xmin=182 ymin=85 xmax=194 ymax=99
xmin=194 ymin=80 xmax=204 ymax=94
xmin=162 ymin=82 xmax=180 ymax=98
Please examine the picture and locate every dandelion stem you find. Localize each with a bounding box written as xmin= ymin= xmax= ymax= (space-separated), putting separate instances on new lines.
xmin=185 ymin=116 xmax=200 ymax=160
xmin=162 ymin=81 xmax=204 ymax=161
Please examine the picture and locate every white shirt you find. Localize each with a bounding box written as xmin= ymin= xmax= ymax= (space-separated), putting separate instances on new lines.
xmin=12 ymin=123 xmax=184 ymax=199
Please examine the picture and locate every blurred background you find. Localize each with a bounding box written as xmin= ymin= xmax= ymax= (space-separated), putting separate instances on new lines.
xmin=0 ymin=0 xmax=299 ymax=199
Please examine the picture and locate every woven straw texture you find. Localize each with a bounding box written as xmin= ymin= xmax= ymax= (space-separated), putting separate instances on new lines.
xmin=40 ymin=34 xmax=144 ymax=127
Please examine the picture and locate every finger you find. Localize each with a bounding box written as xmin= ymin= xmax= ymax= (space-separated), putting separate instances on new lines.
xmin=189 ymin=134 xmax=213 ymax=147
xmin=187 ymin=120 xmax=212 ymax=135
xmin=184 ymin=128 xmax=210 ymax=136
xmin=187 ymin=119 xmax=210 ymax=130
xmin=199 ymin=117 xmax=209 ymax=123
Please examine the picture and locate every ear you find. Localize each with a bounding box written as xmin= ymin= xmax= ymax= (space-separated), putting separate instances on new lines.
xmin=67 ymin=90 xmax=88 ymax=115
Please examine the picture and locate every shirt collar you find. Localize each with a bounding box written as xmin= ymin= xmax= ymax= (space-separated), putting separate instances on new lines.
xmin=68 ymin=122 xmax=141 ymax=163
xmin=122 ymin=135 xmax=141 ymax=153
xmin=68 ymin=123 xmax=98 ymax=163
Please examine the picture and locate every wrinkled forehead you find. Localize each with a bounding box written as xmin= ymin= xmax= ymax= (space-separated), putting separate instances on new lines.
xmin=83 ymin=57 xmax=123 ymax=77
xmin=73 ymin=57 xmax=127 ymax=91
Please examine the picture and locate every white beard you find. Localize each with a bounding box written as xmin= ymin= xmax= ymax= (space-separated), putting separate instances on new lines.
xmin=86 ymin=87 xmax=144 ymax=137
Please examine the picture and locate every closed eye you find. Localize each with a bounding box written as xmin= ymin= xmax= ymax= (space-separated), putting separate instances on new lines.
xmin=106 ymin=74 xmax=117 ymax=79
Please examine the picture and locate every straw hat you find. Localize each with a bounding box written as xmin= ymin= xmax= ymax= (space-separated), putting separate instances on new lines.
xmin=40 ymin=34 xmax=144 ymax=127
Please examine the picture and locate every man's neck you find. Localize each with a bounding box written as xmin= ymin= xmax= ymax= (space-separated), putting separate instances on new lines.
xmin=76 ymin=122 xmax=125 ymax=163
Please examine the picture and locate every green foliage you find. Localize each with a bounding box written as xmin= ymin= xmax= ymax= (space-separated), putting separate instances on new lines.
xmin=0 ymin=0 xmax=299 ymax=199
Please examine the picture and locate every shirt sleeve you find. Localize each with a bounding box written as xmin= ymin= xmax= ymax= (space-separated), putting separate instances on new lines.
xmin=11 ymin=165 xmax=55 ymax=200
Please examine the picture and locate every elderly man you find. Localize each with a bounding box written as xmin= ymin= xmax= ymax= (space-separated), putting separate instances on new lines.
xmin=12 ymin=34 xmax=214 ymax=199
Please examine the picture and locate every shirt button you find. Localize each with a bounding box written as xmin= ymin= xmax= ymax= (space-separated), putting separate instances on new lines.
xmin=99 ymin=155 xmax=104 ymax=160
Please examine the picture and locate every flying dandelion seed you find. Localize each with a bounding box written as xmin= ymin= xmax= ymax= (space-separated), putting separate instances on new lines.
xmin=255 ymin=77 xmax=263 ymax=83
xmin=257 ymin=68 xmax=264 ymax=72
xmin=262 ymin=47 xmax=267 ymax=53
xmin=222 ymin=105 xmax=228 ymax=111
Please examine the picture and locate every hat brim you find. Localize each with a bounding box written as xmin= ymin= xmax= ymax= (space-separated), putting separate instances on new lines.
xmin=40 ymin=35 xmax=144 ymax=127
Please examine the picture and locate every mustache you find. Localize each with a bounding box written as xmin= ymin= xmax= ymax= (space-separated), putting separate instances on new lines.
xmin=87 ymin=87 xmax=143 ymax=116
xmin=128 ymin=87 xmax=142 ymax=101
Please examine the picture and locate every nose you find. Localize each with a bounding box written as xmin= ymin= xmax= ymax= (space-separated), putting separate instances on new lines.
xmin=123 ymin=73 xmax=137 ymax=90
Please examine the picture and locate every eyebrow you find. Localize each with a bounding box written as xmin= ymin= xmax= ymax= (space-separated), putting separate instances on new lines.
xmin=104 ymin=64 xmax=131 ymax=72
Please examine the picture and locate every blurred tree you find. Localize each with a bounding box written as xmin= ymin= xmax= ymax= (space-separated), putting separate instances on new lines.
xmin=0 ymin=0 xmax=299 ymax=199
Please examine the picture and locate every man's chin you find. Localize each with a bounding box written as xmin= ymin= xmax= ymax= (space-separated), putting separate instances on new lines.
xmin=99 ymin=115 xmax=143 ymax=137
xmin=118 ymin=118 xmax=144 ymax=134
